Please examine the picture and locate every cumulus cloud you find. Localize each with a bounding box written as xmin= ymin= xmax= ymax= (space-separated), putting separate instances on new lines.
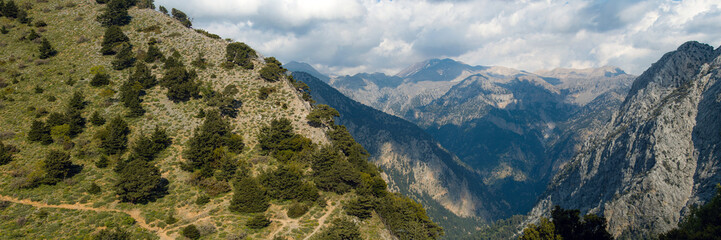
xmin=156 ymin=0 xmax=721 ymax=75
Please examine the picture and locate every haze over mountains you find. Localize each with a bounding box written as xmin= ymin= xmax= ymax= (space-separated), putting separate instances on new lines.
xmin=288 ymin=40 xmax=721 ymax=239
xmin=287 ymin=58 xmax=637 ymax=219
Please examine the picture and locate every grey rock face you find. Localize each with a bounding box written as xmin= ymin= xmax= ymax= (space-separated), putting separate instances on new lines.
xmin=528 ymin=41 xmax=721 ymax=238
xmin=293 ymin=72 xmax=501 ymax=237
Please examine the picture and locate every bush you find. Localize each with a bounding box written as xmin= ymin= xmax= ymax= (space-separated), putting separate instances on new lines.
xmin=181 ymin=224 xmax=201 ymax=240
xmin=287 ymin=202 xmax=309 ymax=219
xmin=316 ymin=218 xmax=362 ymax=240
xmin=259 ymin=62 xmax=283 ymax=82
xmin=88 ymin=182 xmax=102 ymax=194
xmin=258 ymin=87 xmax=275 ymax=100
xmin=93 ymin=227 xmax=130 ymax=240
xmin=225 ymin=42 xmax=255 ymax=69
xmin=90 ymin=73 xmax=111 ymax=87
xmin=246 ymin=215 xmax=271 ymax=229
xmin=34 ymin=20 xmax=47 ymax=27
xmin=195 ymin=195 xmax=210 ymax=205
xmin=306 ymin=104 xmax=339 ymax=127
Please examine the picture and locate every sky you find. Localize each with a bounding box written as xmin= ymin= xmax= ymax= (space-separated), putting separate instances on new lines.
xmin=155 ymin=0 xmax=721 ymax=76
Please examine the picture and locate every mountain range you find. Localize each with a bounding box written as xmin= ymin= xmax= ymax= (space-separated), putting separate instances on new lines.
xmin=288 ymin=43 xmax=721 ymax=238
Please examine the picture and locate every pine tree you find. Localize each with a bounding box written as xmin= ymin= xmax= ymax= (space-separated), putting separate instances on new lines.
xmin=28 ymin=120 xmax=53 ymax=144
xmin=158 ymin=6 xmax=168 ymax=15
xmin=345 ymin=196 xmax=375 ymax=220
xmin=27 ymin=29 xmax=40 ymax=41
xmin=100 ymin=116 xmax=130 ymax=155
xmin=131 ymin=135 xmax=157 ymax=161
xmin=67 ymin=91 xmax=86 ymax=111
xmin=229 ymin=176 xmax=269 ymax=213
xmin=150 ymin=126 xmax=172 ymax=152
xmin=520 ymin=218 xmax=562 ymax=240
xmin=183 ymin=111 xmax=230 ymax=170
xmin=2 ymin=0 xmax=17 ymax=18
xmin=225 ymin=42 xmax=255 ymax=69
xmin=259 ymin=62 xmax=283 ymax=82
xmin=171 ymin=8 xmax=191 ymax=28
xmin=130 ymin=62 xmax=157 ymax=88
xmin=38 ymin=38 xmax=57 ymax=59
xmin=144 ymin=44 xmax=163 ymax=63
xmin=181 ymin=225 xmax=200 ymax=240
xmin=100 ymin=26 xmax=129 ymax=55
xmin=96 ymin=0 xmax=131 ymax=27
xmin=90 ymin=111 xmax=106 ymax=126
xmin=115 ymin=159 xmax=165 ymax=203
xmin=0 ymin=141 xmax=14 ymax=165
xmin=119 ymin=74 xmax=144 ymax=117
xmin=43 ymin=150 xmax=73 ymax=184
xmin=112 ymin=43 xmax=136 ymax=70
xmin=161 ymin=66 xmax=199 ymax=102
xmin=316 ymin=218 xmax=362 ymax=240
xmin=306 ymin=104 xmax=340 ymax=127
xmin=16 ymin=8 xmax=27 ymax=24
xmin=260 ymin=165 xmax=305 ymax=200
xmin=65 ymin=108 xmax=86 ymax=137
xmin=46 ymin=112 xmax=67 ymax=127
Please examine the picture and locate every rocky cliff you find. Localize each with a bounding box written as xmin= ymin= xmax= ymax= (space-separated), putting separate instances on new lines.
xmin=292 ymin=72 xmax=507 ymax=238
xmin=528 ymin=41 xmax=721 ymax=238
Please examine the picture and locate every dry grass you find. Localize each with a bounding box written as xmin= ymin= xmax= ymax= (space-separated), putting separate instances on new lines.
xmin=0 ymin=0 xmax=383 ymax=239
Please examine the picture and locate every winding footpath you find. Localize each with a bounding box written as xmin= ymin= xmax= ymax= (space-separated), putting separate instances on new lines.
xmin=0 ymin=194 xmax=171 ymax=239
xmin=302 ymin=202 xmax=338 ymax=240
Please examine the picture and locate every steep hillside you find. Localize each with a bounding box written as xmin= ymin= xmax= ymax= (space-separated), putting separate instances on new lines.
xmin=528 ymin=41 xmax=721 ymax=238
xmin=0 ymin=1 xmax=440 ymax=239
xmin=293 ymin=72 xmax=506 ymax=238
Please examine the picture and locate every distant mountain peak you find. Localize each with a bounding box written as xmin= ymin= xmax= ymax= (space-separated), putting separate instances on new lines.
xmin=284 ymin=61 xmax=331 ymax=82
xmin=535 ymin=66 xmax=628 ymax=79
xmin=395 ymin=58 xmax=488 ymax=83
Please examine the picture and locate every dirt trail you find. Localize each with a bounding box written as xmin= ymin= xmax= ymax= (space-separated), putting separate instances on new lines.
xmin=303 ymin=202 xmax=338 ymax=240
xmin=0 ymin=195 xmax=171 ymax=239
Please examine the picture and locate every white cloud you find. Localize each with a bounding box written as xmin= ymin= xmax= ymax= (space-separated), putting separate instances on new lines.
xmin=155 ymin=0 xmax=721 ymax=75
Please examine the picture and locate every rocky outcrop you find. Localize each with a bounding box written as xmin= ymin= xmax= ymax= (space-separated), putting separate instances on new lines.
xmin=528 ymin=41 xmax=721 ymax=238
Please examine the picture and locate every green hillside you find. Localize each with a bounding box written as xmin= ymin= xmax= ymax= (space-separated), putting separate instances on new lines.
xmin=0 ymin=0 xmax=441 ymax=239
